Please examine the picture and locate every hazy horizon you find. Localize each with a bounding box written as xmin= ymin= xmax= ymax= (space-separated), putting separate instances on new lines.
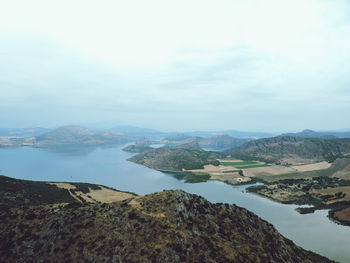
xmin=1 ymin=0 xmax=350 ymax=132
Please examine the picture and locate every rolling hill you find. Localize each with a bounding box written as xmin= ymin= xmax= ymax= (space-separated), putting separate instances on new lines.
xmin=0 ymin=125 xmax=133 ymax=147
xmin=281 ymin=129 xmax=337 ymax=139
xmin=128 ymin=145 xmax=224 ymax=171
xmin=227 ymin=136 xmax=350 ymax=164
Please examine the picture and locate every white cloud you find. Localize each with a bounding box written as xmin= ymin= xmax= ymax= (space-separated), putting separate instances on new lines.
xmin=0 ymin=0 xmax=350 ymax=131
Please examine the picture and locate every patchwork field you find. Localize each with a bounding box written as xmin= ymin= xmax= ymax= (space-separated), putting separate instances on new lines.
xmin=185 ymin=163 xmax=251 ymax=184
xmin=247 ymin=176 xmax=350 ymax=226
xmin=185 ymin=158 xmax=350 ymax=186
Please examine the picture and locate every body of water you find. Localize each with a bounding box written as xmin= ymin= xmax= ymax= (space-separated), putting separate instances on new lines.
xmin=0 ymin=145 xmax=349 ymax=262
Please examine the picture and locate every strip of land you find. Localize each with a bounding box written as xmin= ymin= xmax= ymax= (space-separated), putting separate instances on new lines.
xmin=48 ymin=183 xmax=135 ymax=203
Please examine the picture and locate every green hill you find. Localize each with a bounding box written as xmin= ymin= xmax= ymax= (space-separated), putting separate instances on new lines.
xmin=128 ymin=145 xmax=224 ymax=171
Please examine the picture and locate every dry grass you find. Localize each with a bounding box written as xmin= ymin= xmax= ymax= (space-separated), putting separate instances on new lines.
xmin=333 ymin=163 xmax=350 ymax=180
xmin=243 ymin=162 xmax=331 ymax=179
xmin=48 ymin=183 xmax=134 ymax=203
xmin=291 ymin=162 xmax=331 ymax=172
xmin=242 ymin=165 xmax=294 ymax=177
xmin=311 ymin=186 xmax=350 ymax=204
xmin=87 ymin=186 xmax=134 ymax=203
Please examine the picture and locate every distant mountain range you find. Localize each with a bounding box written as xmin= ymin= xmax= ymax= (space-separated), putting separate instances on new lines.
xmin=176 ymin=130 xmax=275 ymax=139
xmin=0 ymin=127 xmax=51 ymax=137
xmin=0 ymin=125 xmax=132 ymax=147
xmin=1 ymin=125 xmax=350 ymax=155
xmin=109 ymin=126 xmax=276 ymax=139
xmin=109 ymin=125 xmax=166 ymax=139
xmin=160 ymin=134 xmax=248 ymax=150
xmin=280 ymin=129 xmax=350 ymax=139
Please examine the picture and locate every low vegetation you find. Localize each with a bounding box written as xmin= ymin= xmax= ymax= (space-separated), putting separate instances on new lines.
xmin=247 ymin=176 xmax=350 ymax=226
xmin=128 ymin=146 xmax=224 ymax=171
xmin=226 ymin=136 xmax=350 ymax=165
xmin=0 ymin=176 xmax=334 ymax=263
xmin=184 ymin=172 xmax=211 ymax=183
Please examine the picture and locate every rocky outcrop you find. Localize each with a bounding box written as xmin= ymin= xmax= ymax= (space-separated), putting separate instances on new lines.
xmin=122 ymin=144 xmax=153 ymax=153
xmin=0 ymin=177 xmax=334 ymax=263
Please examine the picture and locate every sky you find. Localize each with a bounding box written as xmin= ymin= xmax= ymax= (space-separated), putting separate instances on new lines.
xmin=1 ymin=0 xmax=350 ymax=132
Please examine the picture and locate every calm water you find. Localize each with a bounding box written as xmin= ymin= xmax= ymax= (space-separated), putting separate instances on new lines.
xmin=0 ymin=145 xmax=349 ymax=263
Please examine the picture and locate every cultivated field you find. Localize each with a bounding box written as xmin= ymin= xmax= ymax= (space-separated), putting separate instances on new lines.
xmin=48 ymin=183 xmax=134 ymax=203
xmin=186 ymin=158 xmax=350 ymax=185
xmin=186 ymin=163 xmax=250 ymax=184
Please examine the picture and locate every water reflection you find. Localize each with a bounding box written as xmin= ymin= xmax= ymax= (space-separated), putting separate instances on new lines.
xmin=40 ymin=143 xmax=126 ymax=157
xmin=0 ymin=145 xmax=349 ymax=263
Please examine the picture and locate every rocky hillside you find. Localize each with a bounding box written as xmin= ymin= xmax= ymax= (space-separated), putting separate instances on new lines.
xmin=227 ymin=136 xmax=350 ymax=164
xmin=35 ymin=125 xmax=132 ymax=146
xmin=128 ymin=146 xmax=224 ymax=171
xmin=0 ymin=176 xmax=333 ymax=263
xmin=161 ymin=134 xmax=248 ymax=150
xmin=198 ymin=134 xmax=248 ymax=149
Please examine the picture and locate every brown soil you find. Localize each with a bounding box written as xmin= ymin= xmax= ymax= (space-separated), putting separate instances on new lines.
xmin=242 ymin=166 xmax=294 ymax=177
xmin=334 ymin=207 xmax=350 ymax=223
xmin=291 ymin=162 xmax=331 ymax=172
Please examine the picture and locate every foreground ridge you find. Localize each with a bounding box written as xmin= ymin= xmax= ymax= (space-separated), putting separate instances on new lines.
xmin=0 ymin=177 xmax=334 ymax=263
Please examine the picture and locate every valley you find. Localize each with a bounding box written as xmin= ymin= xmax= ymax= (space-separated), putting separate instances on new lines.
xmin=126 ymin=134 xmax=350 ymax=228
xmin=1 ymin=127 xmax=350 ymax=262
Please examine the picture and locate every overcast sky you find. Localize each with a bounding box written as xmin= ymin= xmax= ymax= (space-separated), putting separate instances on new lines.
xmin=1 ymin=0 xmax=350 ymax=132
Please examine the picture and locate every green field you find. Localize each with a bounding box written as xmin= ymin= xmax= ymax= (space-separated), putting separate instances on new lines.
xmin=235 ymin=164 xmax=268 ymax=169
xmin=220 ymin=161 xmax=259 ymax=166
xmin=220 ymin=161 xmax=267 ymax=169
